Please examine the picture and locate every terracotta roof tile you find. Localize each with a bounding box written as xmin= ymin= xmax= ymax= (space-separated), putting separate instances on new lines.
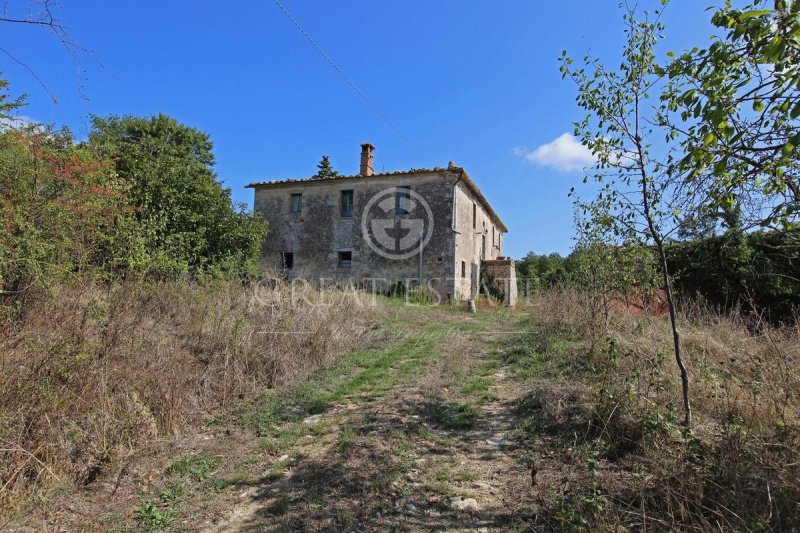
xmin=245 ymin=167 xmax=442 ymax=187
xmin=246 ymin=166 xmax=508 ymax=232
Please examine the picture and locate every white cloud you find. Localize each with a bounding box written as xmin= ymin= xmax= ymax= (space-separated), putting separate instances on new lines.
xmin=0 ymin=114 xmax=36 ymax=130
xmin=514 ymin=133 xmax=597 ymax=172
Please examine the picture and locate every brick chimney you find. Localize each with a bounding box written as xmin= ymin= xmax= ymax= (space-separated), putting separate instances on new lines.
xmin=359 ymin=143 xmax=374 ymax=176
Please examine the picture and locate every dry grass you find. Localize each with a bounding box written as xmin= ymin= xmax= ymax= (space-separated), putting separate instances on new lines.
xmin=521 ymin=288 xmax=800 ymax=531
xmin=529 ymin=288 xmax=800 ymax=427
xmin=0 ymin=278 xmax=381 ymax=518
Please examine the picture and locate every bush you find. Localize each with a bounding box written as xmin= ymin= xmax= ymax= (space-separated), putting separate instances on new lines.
xmin=667 ymin=229 xmax=800 ymax=323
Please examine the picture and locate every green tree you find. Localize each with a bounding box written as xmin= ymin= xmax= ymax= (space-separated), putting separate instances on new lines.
xmin=562 ymin=3 xmax=694 ymax=425
xmin=313 ymin=155 xmax=339 ymax=178
xmin=0 ymin=76 xmax=24 ymax=119
xmin=516 ymin=251 xmax=567 ymax=290
xmin=664 ymin=0 xmax=800 ymax=230
xmin=87 ymin=114 xmax=266 ymax=277
xmin=1 ymin=78 xmax=125 ymax=294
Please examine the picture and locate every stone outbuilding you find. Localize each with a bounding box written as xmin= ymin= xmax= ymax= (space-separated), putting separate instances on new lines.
xmin=247 ymin=144 xmax=517 ymax=305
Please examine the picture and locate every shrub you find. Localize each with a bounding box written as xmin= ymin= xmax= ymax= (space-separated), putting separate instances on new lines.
xmin=0 ymin=124 xmax=126 ymax=295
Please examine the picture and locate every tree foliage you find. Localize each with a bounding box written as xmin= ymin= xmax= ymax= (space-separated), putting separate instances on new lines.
xmin=0 ymin=78 xmax=267 ymax=295
xmin=313 ymin=155 xmax=339 ymax=179
xmin=516 ymin=251 xmax=568 ymax=290
xmin=0 ymin=124 xmax=124 ymax=294
xmin=520 ymin=225 xmax=798 ymax=325
xmin=664 ymin=0 xmax=800 ymax=230
xmin=561 ymin=2 xmax=694 ymax=425
xmin=87 ymin=114 xmax=266 ymax=277
xmin=558 ymin=0 xmax=800 ymax=311
xmin=667 ymin=229 xmax=799 ymax=322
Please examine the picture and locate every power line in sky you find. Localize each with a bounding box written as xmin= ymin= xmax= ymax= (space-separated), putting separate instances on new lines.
xmin=272 ymin=0 xmax=434 ymax=165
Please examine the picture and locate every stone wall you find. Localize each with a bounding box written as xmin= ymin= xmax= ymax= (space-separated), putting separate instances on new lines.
xmin=253 ymin=172 xmax=459 ymax=299
xmin=252 ymin=170 xmax=509 ymax=304
xmin=482 ymin=258 xmax=518 ymax=307
xmin=452 ymin=180 xmax=504 ymax=300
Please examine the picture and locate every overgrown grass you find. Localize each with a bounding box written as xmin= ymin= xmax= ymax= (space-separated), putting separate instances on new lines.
xmin=267 ymin=495 xmax=291 ymax=516
xmin=337 ymin=427 xmax=358 ymax=452
xmin=509 ymin=288 xmax=800 ymax=532
xmin=458 ymin=375 xmax=497 ymax=401
xmin=0 ymin=279 xmax=379 ymax=519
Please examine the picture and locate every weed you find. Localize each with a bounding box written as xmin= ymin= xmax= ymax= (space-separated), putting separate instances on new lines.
xmin=417 ymin=426 xmax=452 ymax=447
xmin=290 ymin=449 xmax=306 ymax=461
xmin=453 ymin=469 xmax=478 ymax=482
xmin=167 ymin=454 xmax=216 ymax=482
xmin=552 ymin=486 xmax=607 ymax=532
xmin=334 ymin=507 xmax=354 ymax=529
xmin=268 ymin=495 xmax=290 ymax=516
xmin=266 ymin=459 xmax=289 ymax=481
xmin=459 ymin=376 xmax=497 ymax=401
xmin=421 ymin=399 xmax=479 ymax=430
xmin=136 ymin=496 xmax=179 ymax=532
xmin=205 ymin=475 xmax=247 ymax=493
xmin=425 ymin=480 xmax=455 ymax=498
xmin=258 ymin=437 xmax=283 ymax=455
xmin=157 ymin=480 xmax=183 ymax=503
xmin=258 ymin=425 xmax=306 ymax=454
xmin=511 ymin=288 xmax=800 ymax=531
xmin=369 ymin=467 xmax=401 ymax=493
xmin=0 ymin=280 xmax=379 ymax=511
xmin=391 ymin=439 xmax=417 ymax=470
xmin=338 ymin=427 xmax=357 ymax=451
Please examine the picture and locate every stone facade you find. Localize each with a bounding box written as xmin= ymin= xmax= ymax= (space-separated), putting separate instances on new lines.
xmin=248 ymin=146 xmax=517 ymax=305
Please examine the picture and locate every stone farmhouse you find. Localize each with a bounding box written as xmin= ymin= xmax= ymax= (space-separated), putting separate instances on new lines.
xmin=247 ymin=144 xmax=517 ymax=305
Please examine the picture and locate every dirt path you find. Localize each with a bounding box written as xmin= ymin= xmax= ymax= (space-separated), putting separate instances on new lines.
xmin=55 ymin=305 xmax=541 ymax=531
xmin=202 ymin=308 xmax=535 ymax=532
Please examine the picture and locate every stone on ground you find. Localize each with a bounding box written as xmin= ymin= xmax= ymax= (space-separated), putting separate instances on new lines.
xmin=450 ymin=497 xmax=479 ymax=512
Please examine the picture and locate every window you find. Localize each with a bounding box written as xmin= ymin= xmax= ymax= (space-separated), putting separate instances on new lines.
xmin=282 ymin=252 xmax=294 ymax=270
xmin=492 ymin=226 xmax=495 ymax=246
xmin=395 ymin=186 xmax=411 ymax=214
xmin=290 ymin=193 xmax=302 ymax=213
xmin=340 ymin=190 xmax=353 ymax=217
xmin=461 ymin=261 xmax=466 ymax=278
xmin=338 ymin=251 xmax=352 ymax=268
xmin=472 ymin=202 xmax=477 ymax=229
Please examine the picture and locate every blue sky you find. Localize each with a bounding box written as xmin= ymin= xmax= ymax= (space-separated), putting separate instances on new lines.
xmin=3 ymin=1 xmax=718 ymax=258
